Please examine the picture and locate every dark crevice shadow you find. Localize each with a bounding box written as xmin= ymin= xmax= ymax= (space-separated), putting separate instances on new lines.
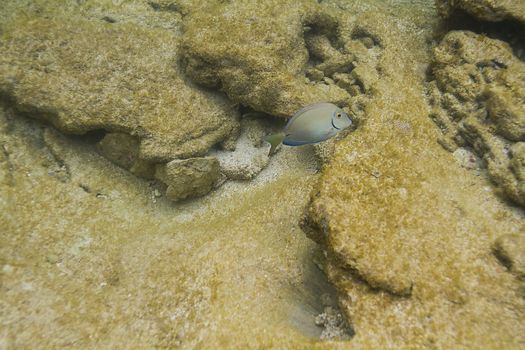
xmin=286 ymin=246 xmax=354 ymax=340
xmin=434 ymin=9 xmax=525 ymax=61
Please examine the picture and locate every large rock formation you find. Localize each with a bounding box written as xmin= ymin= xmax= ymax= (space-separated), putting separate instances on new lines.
xmin=0 ymin=0 xmax=241 ymax=201
xmin=436 ymin=0 xmax=525 ymax=24
xmin=180 ymin=0 xmax=379 ymax=119
xmin=301 ymin=4 xmax=525 ymax=348
xmin=0 ymin=10 xmax=239 ymax=163
xmin=428 ymin=31 xmax=525 ymax=206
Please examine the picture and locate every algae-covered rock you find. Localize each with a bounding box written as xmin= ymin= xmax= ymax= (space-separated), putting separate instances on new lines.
xmin=436 ymin=0 xmax=525 ymax=24
xmin=155 ymin=157 xmax=220 ymax=201
xmin=96 ymin=133 xmax=156 ymax=179
xmin=180 ymin=1 xmax=379 ymax=118
xmin=493 ymin=233 xmax=525 ymax=280
xmin=429 ymin=30 xmax=525 ymax=206
xmin=0 ymin=7 xmax=240 ymax=163
xmin=301 ymin=8 xmax=525 ymax=348
xmin=0 ymin=102 xmax=343 ymax=348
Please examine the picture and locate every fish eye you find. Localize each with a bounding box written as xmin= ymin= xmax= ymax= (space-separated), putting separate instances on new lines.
xmin=336 ymin=113 xmax=342 ymax=118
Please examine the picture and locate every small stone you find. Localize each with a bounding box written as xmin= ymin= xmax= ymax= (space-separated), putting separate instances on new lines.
xmin=155 ymin=157 xmax=220 ymax=201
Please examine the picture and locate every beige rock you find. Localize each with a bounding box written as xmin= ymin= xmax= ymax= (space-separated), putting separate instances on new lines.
xmin=155 ymin=157 xmax=220 ymax=201
xmin=180 ymin=0 xmax=377 ymax=118
xmin=96 ymin=133 xmax=155 ymax=179
xmin=302 ymin=8 xmax=525 ymax=349
xmin=436 ymin=0 xmax=525 ymax=24
xmin=429 ymin=30 xmax=525 ymax=206
xmin=0 ymin=4 xmax=240 ymax=163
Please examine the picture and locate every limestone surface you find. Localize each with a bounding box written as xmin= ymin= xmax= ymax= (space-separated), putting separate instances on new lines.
xmin=0 ymin=103 xmax=350 ymax=348
xmin=2 ymin=0 xmax=525 ymax=348
xmin=429 ymin=30 xmax=525 ymax=206
xmin=436 ymin=0 xmax=525 ymax=24
xmin=302 ymin=4 xmax=525 ymax=348
xmin=0 ymin=1 xmax=240 ymax=163
xmin=180 ymin=0 xmax=380 ymax=118
xmin=155 ymin=157 xmax=220 ymax=201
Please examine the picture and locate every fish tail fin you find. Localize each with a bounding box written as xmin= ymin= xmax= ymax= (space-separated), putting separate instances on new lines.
xmin=264 ymin=132 xmax=286 ymax=156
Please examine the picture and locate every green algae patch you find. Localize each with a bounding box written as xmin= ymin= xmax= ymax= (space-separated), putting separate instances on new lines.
xmin=302 ymin=6 xmax=525 ymax=349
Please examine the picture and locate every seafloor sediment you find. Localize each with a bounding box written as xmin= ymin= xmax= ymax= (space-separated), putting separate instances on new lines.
xmin=1 ymin=0 xmax=524 ymax=348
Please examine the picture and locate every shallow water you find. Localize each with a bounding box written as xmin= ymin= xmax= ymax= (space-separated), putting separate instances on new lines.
xmin=1 ymin=0 xmax=524 ymax=348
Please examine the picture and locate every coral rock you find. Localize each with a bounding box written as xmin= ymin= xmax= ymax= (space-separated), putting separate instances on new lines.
xmin=0 ymin=13 xmax=240 ymax=163
xmin=436 ymin=0 xmax=525 ymax=24
xmin=155 ymin=157 xmax=220 ymax=201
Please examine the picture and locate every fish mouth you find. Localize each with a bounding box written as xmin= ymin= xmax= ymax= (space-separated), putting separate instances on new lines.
xmin=331 ymin=119 xmax=341 ymax=130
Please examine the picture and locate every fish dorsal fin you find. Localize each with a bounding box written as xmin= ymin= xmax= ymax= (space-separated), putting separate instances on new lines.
xmin=285 ymin=102 xmax=335 ymax=129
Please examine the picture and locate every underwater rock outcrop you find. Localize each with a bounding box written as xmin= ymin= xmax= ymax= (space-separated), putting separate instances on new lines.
xmin=0 ymin=15 xmax=239 ymax=163
xmin=154 ymin=157 xmax=220 ymax=201
xmin=0 ymin=0 xmax=242 ymax=201
xmin=436 ymin=0 xmax=525 ymax=24
xmin=301 ymin=7 xmax=525 ymax=348
xmin=428 ymin=31 xmax=525 ymax=206
xmin=180 ymin=0 xmax=378 ymax=119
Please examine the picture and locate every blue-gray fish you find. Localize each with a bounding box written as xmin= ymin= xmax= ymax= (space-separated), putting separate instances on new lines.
xmin=265 ymin=102 xmax=353 ymax=155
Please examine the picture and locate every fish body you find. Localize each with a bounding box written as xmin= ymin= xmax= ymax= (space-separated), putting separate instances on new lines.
xmin=265 ymin=102 xmax=352 ymax=155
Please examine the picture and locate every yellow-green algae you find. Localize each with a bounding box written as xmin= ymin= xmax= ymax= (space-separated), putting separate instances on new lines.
xmin=0 ymin=105 xmax=352 ymax=348
xmin=302 ymin=3 xmax=525 ymax=349
xmin=0 ymin=1 xmax=239 ymax=163
xmin=2 ymin=0 xmax=525 ymax=348
xmin=180 ymin=0 xmax=362 ymax=118
xmin=429 ymin=30 xmax=525 ymax=207
xmin=436 ymin=0 xmax=525 ymax=23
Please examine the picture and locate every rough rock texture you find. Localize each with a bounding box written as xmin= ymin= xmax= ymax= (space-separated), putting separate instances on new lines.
xmin=155 ymin=157 xmax=220 ymax=201
xmin=96 ymin=133 xmax=155 ymax=179
xmin=210 ymin=115 xmax=274 ymax=181
xmin=180 ymin=0 xmax=380 ymax=118
xmin=0 ymin=103 xmax=350 ymax=348
xmin=0 ymin=1 xmax=240 ymax=163
xmin=428 ymin=31 xmax=525 ymax=206
xmin=2 ymin=0 xmax=525 ymax=348
xmin=436 ymin=0 xmax=525 ymax=24
xmin=302 ymin=3 xmax=525 ymax=348
xmin=493 ymin=233 xmax=525 ymax=280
